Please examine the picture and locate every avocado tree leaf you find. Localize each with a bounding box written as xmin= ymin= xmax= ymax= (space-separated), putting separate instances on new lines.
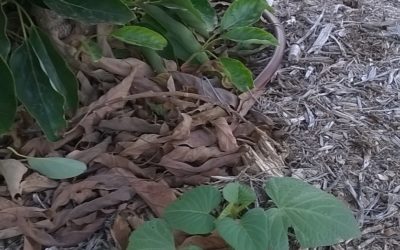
xmin=0 ymin=57 xmax=16 ymax=134
xmin=223 ymin=182 xmax=256 ymax=206
xmin=27 ymin=157 xmax=87 ymax=179
xmin=164 ymin=186 xmax=221 ymax=234
xmin=190 ymin=0 xmax=217 ymax=32
xmin=265 ymin=208 xmax=289 ymax=250
xmin=29 ymin=27 xmax=79 ymax=113
xmin=9 ymin=43 xmax=66 ymax=141
xmin=127 ymin=219 xmax=175 ymax=250
xmin=42 ymin=0 xmax=134 ymax=24
xmin=216 ymin=208 xmax=268 ymax=250
xmin=112 ymin=26 xmax=168 ymax=50
xmin=0 ymin=5 xmax=10 ymax=59
xmin=221 ymin=0 xmax=267 ymax=30
xmin=219 ymin=57 xmax=254 ymax=92
xmin=222 ymin=27 xmax=278 ymax=45
xmin=180 ymin=246 xmax=203 ymax=250
xmin=265 ymin=177 xmax=362 ymax=248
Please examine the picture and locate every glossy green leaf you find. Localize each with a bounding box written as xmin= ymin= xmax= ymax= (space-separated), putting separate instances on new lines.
xmin=0 ymin=5 xmax=10 ymax=59
xmin=43 ymin=0 xmax=134 ymax=24
xmin=220 ymin=57 xmax=254 ymax=92
xmin=265 ymin=208 xmax=289 ymax=250
xmin=164 ymin=186 xmax=221 ymax=234
xmin=223 ymin=27 xmax=278 ymax=45
xmin=27 ymin=157 xmax=87 ymax=179
xmin=216 ymin=208 xmax=268 ymax=250
xmin=143 ymin=5 xmax=208 ymax=64
xmin=112 ymin=26 xmax=167 ymax=50
xmin=0 ymin=57 xmax=16 ymax=134
xmin=128 ymin=219 xmax=175 ymax=250
xmin=221 ymin=0 xmax=267 ymax=30
xmin=9 ymin=43 xmax=66 ymax=141
xmin=190 ymin=0 xmax=217 ymax=32
xmin=81 ymin=39 xmax=103 ymax=62
xmin=223 ymin=182 xmax=256 ymax=206
xmin=29 ymin=27 xmax=79 ymax=113
xmin=265 ymin=177 xmax=361 ymax=248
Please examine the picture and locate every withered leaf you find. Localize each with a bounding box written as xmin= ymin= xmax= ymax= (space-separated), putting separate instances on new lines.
xmin=111 ymin=214 xmax=131 ymax=250
xmin=99 ymin=116 xmax=161 ymax=134
xmin=80 ymin=68 xmax=136 ymax=134
xmin=212 ymin=117 xmax=239 ymax=153
xmin=0 ymin=159 xmax=28 ymax=200
xmin=120 ymin=134 xmax=161 ymax=159
xmin=192 ymin=107 xmax=227 ymax=127
xmin=67 ymin=136 xmax=111 ymax=164
xmin=165 ymin=113 xmax=192 ymax=141
xmin=173 ymin=129 xmax=217 ymax=148
xmin=94 ymin=57 xmax=153 ymax=78
xmin=165 ymin=146 xmax=227 ymax=163
xmin=180 ymin=235 xmax=229 ymax=250
xmin=93 ymin=153 xmax=150 ymax=178
xmin=21 ymin=173 xmax=58 ymax=194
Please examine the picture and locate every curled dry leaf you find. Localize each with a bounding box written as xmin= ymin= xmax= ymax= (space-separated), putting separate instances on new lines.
xmin=111 ymin=214 xmax=131 ymax=250
xmin=67 ymin=136 xmax=112 ymax=163
xmin=212 ymin=117 xmax=240 ymax=153
xmin=192 ymin=107 xmax=227 ymax=127
xmin=94 ymin=57 xmax=153 ymax=78
xmin=79 ymin=68 xmax=136 ymax=134
xmin=173 ymin=128 xmax=217 ymax=148
xmin=180 ymin=235 xmax=229 ymax=250
xmin=93 ymin=153 xmax=151 ymax=178
xmin=165 ymin=146 xmax=228 ymax=163
xmin=120 ymin=134 xmax=161 ymax=159
xmin=159 ymin=152 xmax=242 ymax=176
xmin=97 ymin=24 xmax=115 ymax=58
xmin=99 ymin=116 xmax=161 ymax=134
xmin=0 ymin=159 xmax=28 ymax=200
xmin=21 ymin=172 xmax=58 ymax=194
xmin=114 ymin=168 xmax=176 ymax=217
xmin=165 ymin=113 xmax=192 ymax=141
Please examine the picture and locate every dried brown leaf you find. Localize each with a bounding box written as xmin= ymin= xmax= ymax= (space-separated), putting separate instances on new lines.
xmin=120 ymin=134 xmax=161 ymax=159
xmin=212 ymin=117 xmax=239 ymax=153
xmin=180 ymin=235 xmax=229 ymax=250
xmin=192 ymin=107 xmax=227 ymax=127
xmin=111 ymin=214 xmax=131 ymax=250
xmin=67 ymin=136 xmax=111 ymax=163
xmin=99 ymin=116 xmax=161 ymax=134
xmin=0 ymin=159 xmax=28 ymax=200
xmin=174 ymin=128 xmax=217 ymax=148
xmin=166 ymin=113 xmax=192 ymax=141
xmin=93 ymin=153 xmax=151 ymax=178
xmin=165 ymin=146 xmax=227 ymax=163
xmin=94 ymin=57 xmax=153 ymax=78
xmin=80 ymin=68 xmax=136 ymax=133
xmin=159 ymin=152 xmax=242 ymax=176
xmin=21 ymin=173 xmax=58 ymax=194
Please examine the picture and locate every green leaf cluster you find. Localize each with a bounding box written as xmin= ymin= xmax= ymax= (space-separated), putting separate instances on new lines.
xmin=128 ymin=178 xmax=361 ymax=250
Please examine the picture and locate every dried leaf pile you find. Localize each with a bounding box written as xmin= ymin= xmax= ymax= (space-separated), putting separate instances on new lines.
xmin=0 ymin=45 xmax=284 ymax=248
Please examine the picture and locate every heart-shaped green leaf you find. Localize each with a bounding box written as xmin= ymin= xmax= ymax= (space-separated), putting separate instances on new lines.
xmin=219 ymin=57 xmax=254 ymax=92
xmin=221 ymin=0 xmax=267 ymax=30
xmin=128 ymin=219 xmax=175 ymax=250
xmin=265 ymin=208 xmax=289 ymax=250
xmin=27 ymin=157 xmax=87 ymax=179
xmin=265 ymin=177 xmax=361 ymax=248
xmin=0 ymin=5 xmax=10 ymax=59
xmin=43 ymin=0 xmax=134 ymax=24
xmin=29 ymin=27 xmax=79 ymax=113
xmin=164 ymin=186 xmax=221 ymax=234
xmin=216 ymin=208 xmax=268 ymax=250
xmin=223 ymin=182 xmax=256 ymax=206
xmin=222 ymin=27 xmax=278 ymax=45
xmin=0 ymin=57 xmax=16 ymax=134
xmin=112 ymin=26 xmax=167 ymax=50
xmin=9 ymin=43 xmax=66 ymax=141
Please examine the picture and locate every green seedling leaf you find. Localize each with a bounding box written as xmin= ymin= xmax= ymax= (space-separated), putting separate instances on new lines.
xmin=265 ymin=208 xmax=289 ymax=250
xmin=112 ymin=26 xmax=167 ymax=50
xmin=221 ymin=0 xmax=267 ymax=30
xmin=180 ymin=246 xmax=203 ymax=250
xmin=0 ymin=57 xmax=16 ymax=134
xmin=29 ymin=27 xmax=79 ymax=113
xmin=27 ymin=157 xmax=87 ymax=179
xmin=223 ymin=182 xmax=256 ymax=206
xmin=143 ymin=5 xmax=208 ymax=64
xmin=265 ymin=177 xmax=361 ymax=248
xmin=43 ymin=0 xmax=134 ymax=24
xmin=0 ymin=5 xmax=10 ymax=59
xmin=164 ymin=186 xmax=221 ymax=234
xmin=219 ymin=57 xmax=254 ymax=92
xmin=216 ymin=208 xmax=268 ymax=250
xmin=128 ymin=219 xmax=175 ymax=250
xmin=9 ymin=43 xmax=66 ymax=141
xmin=222 ymin=27 xmax=278 ymax=45
xmin=81 ymin=39 xmax=103 ymax=62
